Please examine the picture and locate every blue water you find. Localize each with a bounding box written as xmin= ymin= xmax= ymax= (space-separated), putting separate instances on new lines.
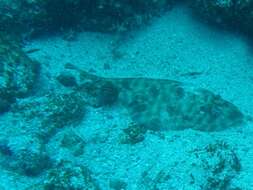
xmin=0 ymin=1 xmax=253 ymax=190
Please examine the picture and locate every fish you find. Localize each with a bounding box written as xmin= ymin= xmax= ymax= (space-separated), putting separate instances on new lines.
xmin=25 ymin=48 xmax=40 ymax=54
xmin=180 ymin=71 xmax=204 ymax=77
xmin=69 ymin=66 xmax=244 ymax=132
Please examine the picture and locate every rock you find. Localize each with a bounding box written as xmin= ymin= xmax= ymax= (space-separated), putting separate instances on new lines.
xmin=0 ymin=137 xmax=52 ymax=176
xmin=11 ymin=92 xmax=86 ymax=142
xmin=27 ymin=161 xmax=101 ymax=190
xmin=120 ymin=122 xmax=146 ymax=144
xmin=0 ymin=0 xmax=175 ymax=36
xmin=191 ymin=0 xmax=253 ymax=35
xmin=0 ymin=32 xmax=40 ymax=113
xmin=196 ymin=141 xmax=241 ymax=190
xmin=16 ymin=149 xmax=52 ymax=176
xmin=137 ymin=141 xmax=241 ymax=189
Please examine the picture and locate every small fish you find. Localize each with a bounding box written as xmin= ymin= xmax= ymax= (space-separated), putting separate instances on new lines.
xmin=25 ymin=48 xmax=40 ymax=54
xmin=180 ymin=71 xmax=204 ymax=77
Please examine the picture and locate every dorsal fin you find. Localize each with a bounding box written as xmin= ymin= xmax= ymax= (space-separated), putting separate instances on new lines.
xmin=64 ymin=63 xmax=103 ymax=81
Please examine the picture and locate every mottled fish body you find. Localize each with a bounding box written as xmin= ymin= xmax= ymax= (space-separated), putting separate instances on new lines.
xmin=77 ymin=69 xmax=244 ymax=132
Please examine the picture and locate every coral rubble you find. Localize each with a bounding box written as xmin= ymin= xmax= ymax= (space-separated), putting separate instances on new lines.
xmin=26 ymin=161 xmax=100 ymax=190
xmin=0 ymin=32 xmax=39 ymax=114
xmin=0 ymin=137 xmax=52 ymax=176
xmin=138 ymin=141 xmax=241 ymax=189
xmin=1 ymin=0 xmax=253 ymax=37
xmin=11 ymin=92 xmax=86 ymax=141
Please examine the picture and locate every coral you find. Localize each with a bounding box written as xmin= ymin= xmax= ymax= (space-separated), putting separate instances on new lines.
xmin=28 ymin=161 xmax=100 ymax=190
xmin=11 ymin=92 xmax=86 ymax=141
xmin=191 ymin=0 xmax=253 ymax=34
xmin=0 ymin=32 xmax=40 ymax=113
xmin=0 ymin=0 xmax=175 ymax=36
xmin=119 ymin=122 xmax=146 ymax=144
xmin=16 ymin=148 xmax=52 ymax=176
xmin=1 ymin=0 xmax=253 ymax=37
xmin=195 ymin=141 xmax=241 ymax=190
xmin=0 ymin=137 xmax=52 ymax=176
xmin=138 ymin=141 xmax=241 ymax=189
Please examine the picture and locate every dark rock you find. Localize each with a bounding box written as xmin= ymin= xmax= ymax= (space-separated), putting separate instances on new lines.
xmin=198 ymin=141 xmax=241 ymax=190
xmin=0 ymin=32 xmax=40 ymax=108
xmin=28 ymin=161 xmax=101 ymax=190
xmin=0 ymin=137 xmax=52 ymax=176
xmin=0 ymin=0 xmax=175 ymax=36
xmin=17 ymin=150 xmax=52 ymax=176
xmin=11 ymin=92 xmax=86 ymax=142
xmin=138 ymin=141 xmax=241 ymax=189
xmin=191 ymin=0 xmax=253 ymax=35
xmin=120 ymin=122 xmax=146 ymax=144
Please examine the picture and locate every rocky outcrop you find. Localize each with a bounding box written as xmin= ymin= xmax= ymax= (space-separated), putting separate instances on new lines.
xmin=190 ymin=0 xmax=253 ymax=35
xmin=0 ymin=0 xmax=174 ymax=36
xmin=138 ymin=141 xmax=241 ymax=189
xmin=26 ymin=161 xmax=100 ymax=190
xmin=0 ymin=33 xmax=39 ymax=113
xmin=11 ymin=92 xmax=86 ymax=141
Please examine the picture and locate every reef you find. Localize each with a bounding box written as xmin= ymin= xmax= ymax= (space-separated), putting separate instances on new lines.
xmin=195 ymin=141 xmax=241 ymax=190
xmin=11 ymin=92 xmax=86 ymax=141
xmin=0 ymin=32 xmax=39 ymax=114
xmin=26 ymin=161 xmax=100 ymax=190
xmin=0 ymin=136 xmax=52 ymax=176
xmin=119 ymin=122 xmax=146 ymax=144
xmin=0 ymin=0 xmax=174 ymax=36
xmin=138 ymin=141 xmax=241 ymax=189
xmin=1 ymin=0 xmax=253 ymax=37
xmin=191 ymin=0 xmax=253 ymax=35
xmin=0 ymin=92 xmax=86 ymax=178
